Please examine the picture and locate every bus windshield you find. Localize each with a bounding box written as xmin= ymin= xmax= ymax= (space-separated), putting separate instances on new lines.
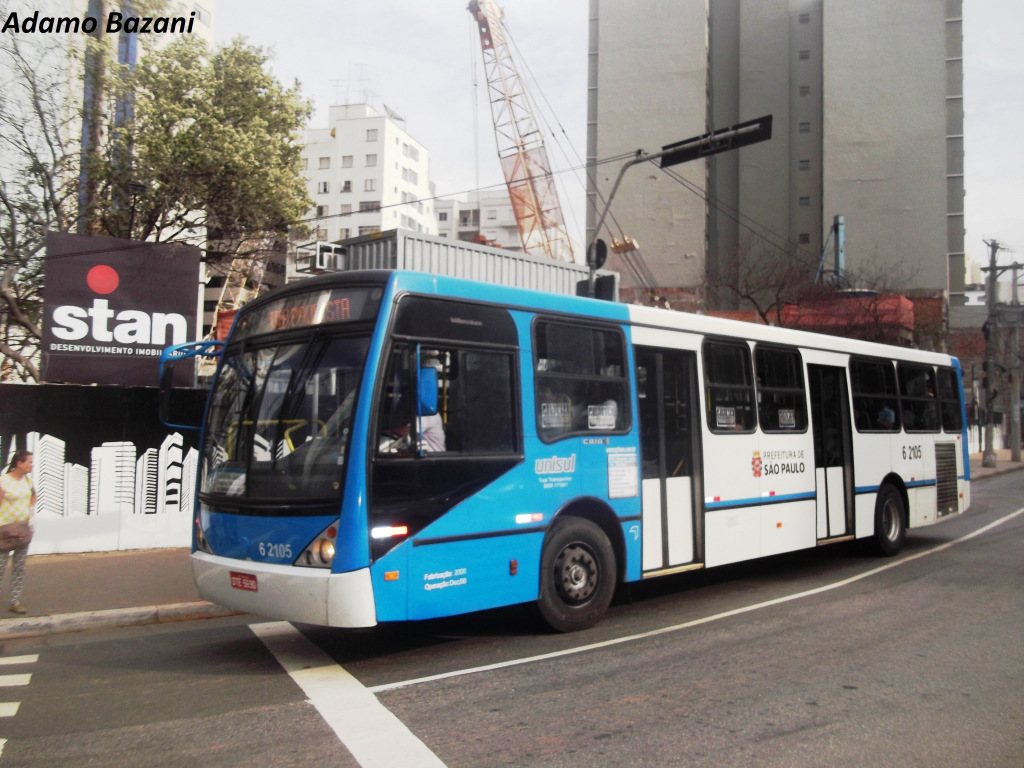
xmin=200 ymin=334 xmax=370 ymax=502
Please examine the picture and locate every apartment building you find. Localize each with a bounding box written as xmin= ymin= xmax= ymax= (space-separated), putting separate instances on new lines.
xmin=436 ymin=190 xmax=522 ymax=251
xmin=587 ymin=0 xmax=964 ymax=309
xmin=298 ymin=104 xmax=437 ymax=264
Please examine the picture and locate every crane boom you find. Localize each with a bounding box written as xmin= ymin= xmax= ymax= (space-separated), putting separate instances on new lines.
xmin=468 ymin=0 xmax=574 ymax=262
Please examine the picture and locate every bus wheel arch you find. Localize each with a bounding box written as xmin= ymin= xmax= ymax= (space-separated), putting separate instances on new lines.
xmin=536 ymin=501 xmax=620 ymax=632
xmin=871 ymin=478 xmax=908 ymax=557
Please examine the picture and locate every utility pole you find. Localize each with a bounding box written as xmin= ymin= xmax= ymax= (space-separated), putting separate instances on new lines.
xmin=982 ymin=239 xmax=1000 ymax=468
xmin=1012 ymin=262 xmax=1021 ymax=462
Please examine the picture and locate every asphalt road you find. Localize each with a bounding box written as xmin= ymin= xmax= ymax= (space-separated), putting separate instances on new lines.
xmin=2 ymin=472 xmax=1022 ymax=767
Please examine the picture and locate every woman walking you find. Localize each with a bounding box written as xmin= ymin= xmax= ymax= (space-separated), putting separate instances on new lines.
xmin=0 ymin=451 xmax=35 ymax=614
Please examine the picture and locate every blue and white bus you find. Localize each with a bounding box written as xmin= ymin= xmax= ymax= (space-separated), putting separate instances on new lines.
xmin=162 ymin=270 xmax=970 ymax=632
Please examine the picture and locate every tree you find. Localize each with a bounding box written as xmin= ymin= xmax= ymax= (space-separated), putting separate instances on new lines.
xmin=0 ymin=28 xmax=312 ymax=381
xmin=0 ymin=33 xmax=79 ymax=382
xmin=96 ymin=37 xmax=313 ymax=252
xmin=714 ymin=238 xmax=925 ymax=345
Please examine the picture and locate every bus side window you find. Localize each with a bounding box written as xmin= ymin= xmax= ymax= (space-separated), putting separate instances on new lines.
xmin=754 ymin=346 xmax=807 ymax=432
xmin=850 ymin=358 xmax=901 ymax=433
xmin=704 ymin=340 xmax=756 ymax=433
xmin=534 ymin=320 xmax=629 ymax=442
xmin=376 ymin=343 xmax=518 ymax=456
xmin=936 ymin=367 xmax=964 ymax=433
xmin=898 ymin=363 xmax=940 ymax=433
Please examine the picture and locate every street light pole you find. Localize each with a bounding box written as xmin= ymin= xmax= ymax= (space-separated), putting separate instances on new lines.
xmin=586 ymin=116 xmax=773 ymax=297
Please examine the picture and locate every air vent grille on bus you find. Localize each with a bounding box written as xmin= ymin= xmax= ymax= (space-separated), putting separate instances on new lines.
xmin=935 ymin=443 xmax=959 ymax=518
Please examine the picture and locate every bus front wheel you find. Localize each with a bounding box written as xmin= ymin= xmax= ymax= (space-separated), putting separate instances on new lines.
xmin=537 ymin=516 xmax=616 ymax=632
xmin=872 ymin=485 xmax=906 ymax=557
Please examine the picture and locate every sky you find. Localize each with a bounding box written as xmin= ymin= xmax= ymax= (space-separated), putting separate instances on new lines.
xmin=214 ymin=0 xmax=1023 ymax=276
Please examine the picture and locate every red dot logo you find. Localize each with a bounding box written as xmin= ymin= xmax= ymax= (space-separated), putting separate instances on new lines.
xmin=86 ymin=265 xmax=119 ymax=295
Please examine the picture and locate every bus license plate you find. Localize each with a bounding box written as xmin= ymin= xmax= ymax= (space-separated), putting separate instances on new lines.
xmin=230 ymin=571 xmax=258 ymax=592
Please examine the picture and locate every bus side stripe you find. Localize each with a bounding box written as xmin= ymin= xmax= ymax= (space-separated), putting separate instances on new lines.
xmin=704 ymin=491 xmax=816 ymax=512
xmin=413 ymin=514 xmax=644 ymax=547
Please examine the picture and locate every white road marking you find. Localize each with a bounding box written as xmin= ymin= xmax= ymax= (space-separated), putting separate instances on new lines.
xmin=370 ymin=506 xmax=1024 ymax=693
xmin=0 ymin=654 xmax=36 ymax=754
xmin=0 ymin=656 xmax=37 ymax=666
xmin=251 ymin=621 xmax=448 ymax=768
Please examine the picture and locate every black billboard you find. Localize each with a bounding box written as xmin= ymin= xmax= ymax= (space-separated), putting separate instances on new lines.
xmin=42 ymin=233 xmax=200 ymax=386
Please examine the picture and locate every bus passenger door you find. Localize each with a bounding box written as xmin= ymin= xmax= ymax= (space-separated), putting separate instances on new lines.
xmin=635 ymin=346 xmax=702 ymax=572
xmin=808 ymin=364 xmax=854 ymax=541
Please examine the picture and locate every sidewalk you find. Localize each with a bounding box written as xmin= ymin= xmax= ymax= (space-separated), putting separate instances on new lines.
xmin=1 ymin=450 xmax=1020 ymax=640
xmin=0 ymin=547 xmax=236 ymax=640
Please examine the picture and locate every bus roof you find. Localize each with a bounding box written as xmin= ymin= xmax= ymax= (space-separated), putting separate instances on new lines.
xmin=246 ymin=270 xmax=955 ymax=367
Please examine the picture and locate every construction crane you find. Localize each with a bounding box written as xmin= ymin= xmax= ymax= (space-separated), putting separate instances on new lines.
xmin=195 ymin=245 xmax=272 ymax=376
xmin=468 ymin=0 xmax=574 ymax=262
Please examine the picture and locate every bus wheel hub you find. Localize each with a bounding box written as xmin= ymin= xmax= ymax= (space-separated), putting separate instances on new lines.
xmin=557 ymin=544 xmax=597 ymax=604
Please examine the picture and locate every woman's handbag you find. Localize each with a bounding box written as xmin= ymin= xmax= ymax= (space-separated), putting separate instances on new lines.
xmin=0 ymin=520 xmax=32 ymax=550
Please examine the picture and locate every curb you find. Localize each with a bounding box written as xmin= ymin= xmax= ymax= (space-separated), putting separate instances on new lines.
xmin=972 ymin=463 xmax=1024 ymax=481
xmin=0 ymin=602 xmax=240 ymax=640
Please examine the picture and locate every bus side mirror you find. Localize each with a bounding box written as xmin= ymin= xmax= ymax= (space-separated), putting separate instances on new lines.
xmin=159 ymin=341 xmax=224 ymax=429
xmin=418 ymin=367 xmax=438 ymax=416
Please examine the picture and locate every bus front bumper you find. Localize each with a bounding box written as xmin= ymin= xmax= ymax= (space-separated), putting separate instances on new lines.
xmin=192 ymin=551 xmax=377 ymax=628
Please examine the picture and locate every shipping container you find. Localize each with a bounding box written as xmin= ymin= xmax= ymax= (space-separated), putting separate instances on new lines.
xmin=299 ymin=229 xmax=618 ymax=299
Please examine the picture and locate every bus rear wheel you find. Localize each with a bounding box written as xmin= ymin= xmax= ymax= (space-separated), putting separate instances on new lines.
xmin=537 ymin=516 xmax=616 ymax=633
xmin=872 ymin=485 xmax=906 ymax=557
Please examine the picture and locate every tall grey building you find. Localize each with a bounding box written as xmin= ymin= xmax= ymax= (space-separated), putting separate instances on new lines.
xmin=586 ymin=0 xmax=964 ymax=309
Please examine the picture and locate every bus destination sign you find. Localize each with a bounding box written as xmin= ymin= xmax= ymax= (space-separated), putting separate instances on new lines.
xmin=234 ymin=287 xmax=382 ymax=340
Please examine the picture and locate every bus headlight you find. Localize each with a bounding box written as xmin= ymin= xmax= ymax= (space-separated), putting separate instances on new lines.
xmin=317 ymin=539 xmax=336 ymax=563
xmin=297 ymin=522 xmax=339 ymax=568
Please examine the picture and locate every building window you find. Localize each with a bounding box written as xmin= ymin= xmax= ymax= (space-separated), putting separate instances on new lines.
xmin=317 ymin=181 xmax=329 ymax=194
xmin=318 ymin=157 xmax=330 ymax=170
xmin=799 ymin=13 xmax=810 ymax=24
xmin=401 ymin=167 xmax=419 ymax=185
xmin=340 ymin=204 xmax=352 ymax=215
xmin=339 ymin=228 xmax=351 ymax=240
xmin=799 ymin=85 xmax=811 ymax=97
xmin=359 ymin=201 xmax=381 ymax=212
xmin=359 ymin=225 xmax=381 ymax=236
xmin=487 ymin=210 xmax=497 ymax=220
xmin=300 ymin=158 xmax=308 ymax=171
xmin=799 ymin=122 xmax=811 ymax=134
xmin=799 ymin=196 xmax=810 ymax=208
xmin=341 ymin=180 xmax=352 ymax=193
xmin=799 ymin=50 xmax=810 ymax=61
xmin=194 ymin=4 xmax=211 ymax=25
xmin=366 ymin=129 xmax=378 ymax=142
xmin=439 ymin=212 xmax=448 ymax=222
xmin=366 ymin=154 xmax=377 ymax=167
xmin=799 ymin=159 xmax=811 ymax=171
xmin=798 ymin=233 xmax=810 ymax=244
xmin=315 ymin=227 xmax=328 ymax=240
xmin=342 ymin=155 xmax=353 ymax=168
xmin=316 ymin=205 xmax=328 ymax=217
xmin=364 ymin=179 xmax=376 ymax=192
